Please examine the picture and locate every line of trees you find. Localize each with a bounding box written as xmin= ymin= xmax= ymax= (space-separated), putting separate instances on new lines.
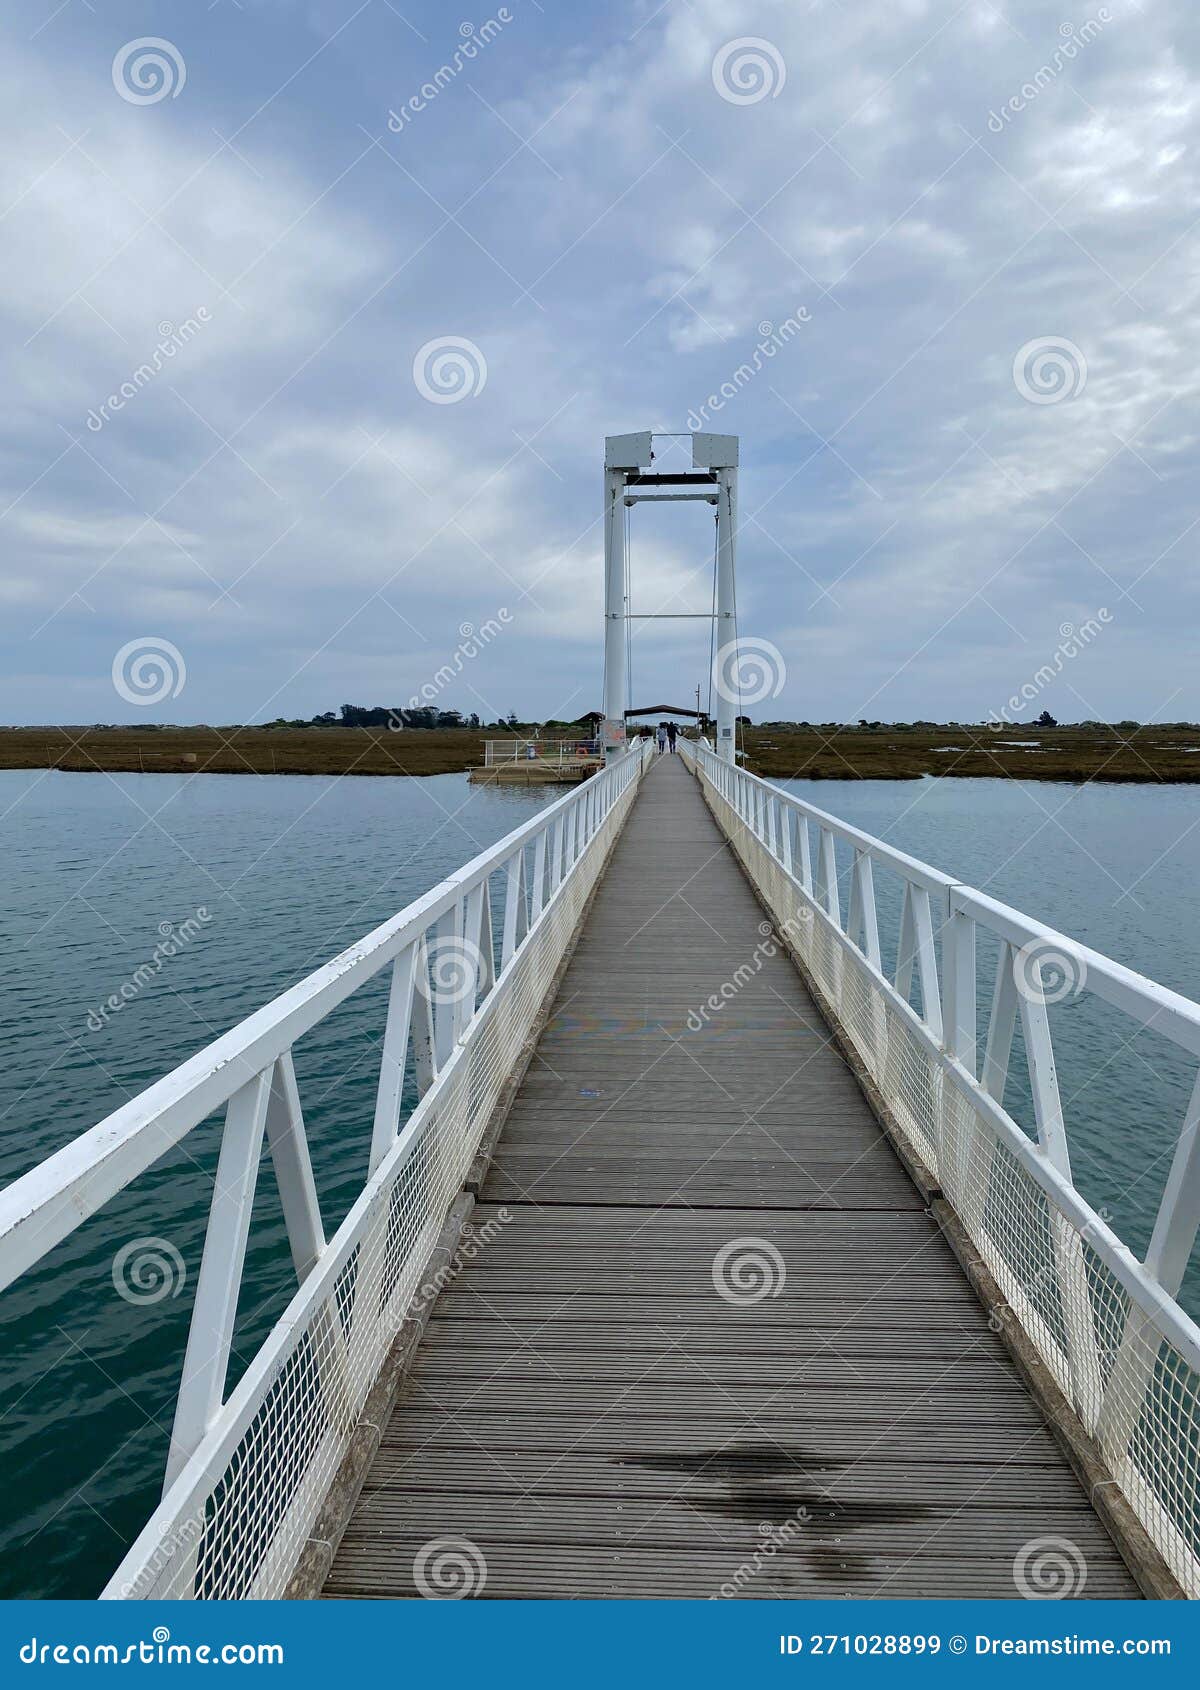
xmin=307 ymin=706 xmax=605 ymax=731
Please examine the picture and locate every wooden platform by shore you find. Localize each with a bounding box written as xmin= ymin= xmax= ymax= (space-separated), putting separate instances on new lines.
xmin=468 ymin=760 xmax=598 ymax=785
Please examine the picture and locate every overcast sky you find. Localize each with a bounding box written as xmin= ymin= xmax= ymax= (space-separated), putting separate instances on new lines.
xmin=1 ymin=0 xmax=1195 ymax=727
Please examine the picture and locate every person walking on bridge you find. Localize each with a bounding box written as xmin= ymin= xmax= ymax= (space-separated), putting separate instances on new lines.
xmin=656 ymin=723 xmax=667 ymax=753
xmin=666 ymin=721 xmax=678 ymax=753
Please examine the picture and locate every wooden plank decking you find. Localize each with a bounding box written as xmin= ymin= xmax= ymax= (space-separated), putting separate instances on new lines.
xmin=326 ymin=753 xmax=1138 ymax=1599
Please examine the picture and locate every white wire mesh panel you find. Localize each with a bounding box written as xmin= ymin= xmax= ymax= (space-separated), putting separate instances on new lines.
xmin=695 ymin=754 xmax=1200 ymax=1598
xmin=109 ymin=758 xmax=645 ymax=1600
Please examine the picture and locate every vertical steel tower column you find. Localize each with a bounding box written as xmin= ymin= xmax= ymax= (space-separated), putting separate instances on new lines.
xmin=602 ymin=466 xmax=627 ymax=764
xmin=714 ymin=464 xmax=737 ymax=764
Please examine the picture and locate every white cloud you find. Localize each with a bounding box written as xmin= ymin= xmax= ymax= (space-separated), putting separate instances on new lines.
xmin=3 ymin=0 xmax=1200 ymax=726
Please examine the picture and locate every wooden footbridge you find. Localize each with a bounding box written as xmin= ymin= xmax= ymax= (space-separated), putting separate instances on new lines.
xmin=324 ymin=754 xmax=1139 ymax=1600
xmin=2 ymin=433 xmax=1200 ymax=1602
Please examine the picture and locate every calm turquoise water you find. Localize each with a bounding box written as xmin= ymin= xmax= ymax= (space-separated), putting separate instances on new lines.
xmin=0 ymin=769 xmax=553 ymax=1599
xmin=1 ymin=769 xmax=1199 ymax=1596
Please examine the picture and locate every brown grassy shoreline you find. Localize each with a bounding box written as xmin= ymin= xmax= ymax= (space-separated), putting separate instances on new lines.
xmin=745 ymin=724 xmax=1200 ymax=784
xmin=0 ymin=726 xmax=488 ymax=778
xmin=2 ymin=724 xmax=1200 ymax=783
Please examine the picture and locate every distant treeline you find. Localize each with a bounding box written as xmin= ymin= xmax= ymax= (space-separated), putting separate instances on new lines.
xmin=317 ymin=705 xmax=604 ymax=731
xmin=327 ymin=705 xmax=482 ymax=730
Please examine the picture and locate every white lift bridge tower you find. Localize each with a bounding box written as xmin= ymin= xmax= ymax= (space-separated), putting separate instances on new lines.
xmin=601 ymin=430 xmax=739 ymax=765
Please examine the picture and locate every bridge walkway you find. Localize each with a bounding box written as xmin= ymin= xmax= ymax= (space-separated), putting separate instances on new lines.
xmin=326 ymin=753 xmax=1137 ymax=1599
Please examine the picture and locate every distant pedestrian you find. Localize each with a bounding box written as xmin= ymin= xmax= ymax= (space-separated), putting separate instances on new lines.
xmin=667 ymin=721 xmax=678 ymax=753
xmin=656 ymin=723 xmax=667 ymax=753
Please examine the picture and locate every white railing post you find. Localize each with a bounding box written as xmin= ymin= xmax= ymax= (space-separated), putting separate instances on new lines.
xmin=1019 ymin=960 xmax=1069 ymax=1175
xmin=430 ymin=901 xmax=463 ymax=1068
xmin=796 ymin=815 xmax=812 ymax=895
xmin=847 ymin=850 xmax=885 ymax=1063
xmin=777 ymin=802 xmax=792 ymax=875
xmin=457 ymin=882 xmax=487 ymax=1042
xmin=1099 ymin=1067 xmax=1200 ymax=1467
xmin=410 ymin=934 xmax=438 ymax=1096
xmin=939 ymin=910 xmax=978 ymax=1208
xmin=909 ymin=888 xmax=943 ymax=1042
xmin=369 ymin=946 xmax=419 ymax=1176
xmin=549 ymin=816 xmax=564 ymax=895
xmin=501 ymin=849 xmax=528 ymax=970
xmin=942 ymin=911 xmax=977 ymax=1077
xmin=960 ymin=940 xmax=1018 ymax=1240
xmin=1017 ymin=954 xmax=1104 ymax=1422
xmin=817 ymin=828 xmax=840 ymax=925
xmin=847 ymin=851 xmax=882 ymax=972
xmin=1146 ymin=1070 xmax=1200 ymax=1297
xmin=165 ymin=1068 xmax=273 ymax=1489
xmin=531 ymin=829 xmax=548 ymax=920
xmin=265 ymin=1052 xmax=324 ymax=1279
xmin=981 ymin=941 xmax=1018 ymax=1101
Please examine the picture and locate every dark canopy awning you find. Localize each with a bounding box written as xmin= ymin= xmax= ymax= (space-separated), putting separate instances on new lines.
xmin=624 ymin=704 xmax=706 ymax=719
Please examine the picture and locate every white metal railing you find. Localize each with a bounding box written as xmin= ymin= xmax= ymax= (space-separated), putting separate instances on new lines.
xmin=683 ymin=739 xmax=1200 ymax=1596
xmin=483 ymin=737 xmax=600 ymax=765
xmin=0 ymin=740 xmax=651 ymax=1599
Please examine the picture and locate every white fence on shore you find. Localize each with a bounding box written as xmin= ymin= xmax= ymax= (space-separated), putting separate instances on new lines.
xmin=483 ymin=737 xmax=600 ymax=765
